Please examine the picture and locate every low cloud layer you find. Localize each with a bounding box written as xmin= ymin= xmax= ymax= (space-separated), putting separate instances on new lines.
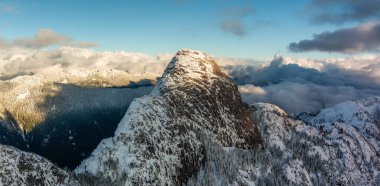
xmin=0 ymin=29 xmax=97 ymax=49
xmin=225 ymin=55 xmax=380 ymax=89
xmin=239 ymin=83 xmax=380 ymax=113
xmin=1 ymin=45 xmax=380 ymax=114
xmin=0 ymin=47 xmax=260 ymax=80
xmin=0 ymin=47 xmax=172 ymax=79
xmin=289 ymin=22 xmax=380 ymax=53
xmin=225 ymin=55 xmax=380 ymax=113
xmin=306 ymin=0 xmax=380 ymax=24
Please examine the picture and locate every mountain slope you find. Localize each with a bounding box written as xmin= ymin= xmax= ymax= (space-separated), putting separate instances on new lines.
xmin=0 ymin=144 xmax=79 ymax=186
xmin=0 ymin=75 xmax=153 ymax=169
xmin=75 ymin=49 xmax=263 ymax=185
xmin=187 ymin=97 xmax=380 ymax=185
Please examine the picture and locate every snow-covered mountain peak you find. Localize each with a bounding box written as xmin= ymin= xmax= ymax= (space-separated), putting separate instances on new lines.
xmin=75 ymin=49 xmax=262 ymax=185
xmin=153 ymin=49 xmax=226 ymax=95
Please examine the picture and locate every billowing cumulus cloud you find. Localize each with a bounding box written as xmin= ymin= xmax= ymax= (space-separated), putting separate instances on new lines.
xmin=289 ymin=22 xmax=380 ymax=53
xmin=239 ymin=81 xmax=380 ymax=113
xmin=306 ymin=0 xmax=380 ymax=24
xmin=226 ymin=55 xmax=380 ymax=89
xmin=239 ymin=83 xmax=380 ymax=113
xmin=224 ymin=55 xmax=380 ymax=113
xmin=0 ymin=29 xmax=97 ymax=49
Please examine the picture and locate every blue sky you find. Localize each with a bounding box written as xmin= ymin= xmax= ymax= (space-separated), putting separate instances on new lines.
xmin=0 ymin=0 xmax=376 ymax=59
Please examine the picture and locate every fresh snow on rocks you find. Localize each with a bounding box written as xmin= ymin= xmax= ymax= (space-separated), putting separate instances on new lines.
xmin=187 ymin=98 xmax=380 ymax=185
xmin=75 ymin=49 xmax=263 ymax=185
xmin=0 ymin=144 xmax=79 ymax=186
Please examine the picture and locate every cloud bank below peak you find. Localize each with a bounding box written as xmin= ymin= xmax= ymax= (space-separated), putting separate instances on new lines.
xmin=0 ymin=47 xmax=172 ymax=80
xmin=225 ymin=55 xmax=380 ymax=113
xmin=1 ymin=46 xmax=380 ymax=114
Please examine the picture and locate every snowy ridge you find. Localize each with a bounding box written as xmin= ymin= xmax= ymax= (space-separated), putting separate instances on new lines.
xmin=0 ymin=144 xmax=79 ymax=186
xmin=187 ymin=98 xmax=380 ymax=185
xmin=300 ymin=97 xmax=380 ymax=136
xmin=75 ymin=49 xmax=263 ymax=185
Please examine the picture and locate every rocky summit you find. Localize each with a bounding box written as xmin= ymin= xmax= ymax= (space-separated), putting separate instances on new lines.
xmin=75 ymin=49 xmax=263 ymax=185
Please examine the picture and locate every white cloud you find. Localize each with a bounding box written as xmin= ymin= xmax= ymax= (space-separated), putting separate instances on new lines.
xmin=0 ymin=47 xmax=172 ymax=79
xmin=1 ymin=44 xmax=380 ymax=113
xmin=281 ymin=55 xmax=380 ymax=84
xmin=227 ymin=54 xmax=380 ymax=113
xmin=239 ymin=83 xmax=380 ymax=113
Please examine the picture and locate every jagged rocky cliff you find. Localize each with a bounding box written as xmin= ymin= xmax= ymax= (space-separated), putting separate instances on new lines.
xmin=75 ymin=49 xmax=263 ymax=185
